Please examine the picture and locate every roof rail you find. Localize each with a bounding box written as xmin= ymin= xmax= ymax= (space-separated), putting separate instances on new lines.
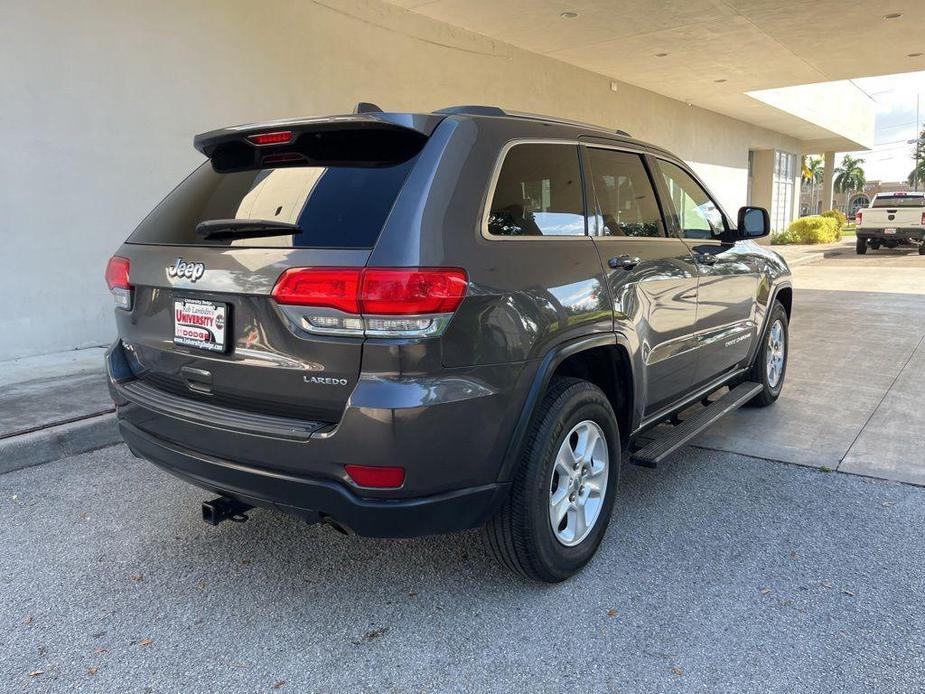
xmin=434 ymin=105 xmax=507 ymax=117
xmin=505 ymin=110 xmax=631 ymax=138
xmin=433 ymin=105 xmax=632 ymax=137
xmin=354 ymin=102 xmax=384 ymax=114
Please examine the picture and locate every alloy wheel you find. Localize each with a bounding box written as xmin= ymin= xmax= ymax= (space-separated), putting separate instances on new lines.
xmin=548 ymin=420 xmax=609 ymax=547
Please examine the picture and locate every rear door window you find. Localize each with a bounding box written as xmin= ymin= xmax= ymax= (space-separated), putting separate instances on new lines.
xmin=486 ymin=144 xmax=586 ymax=237
xmin=585 ymin=148 xmax=666 ymax=238
xmin=128 ymin=157 xmax=418 ymax=249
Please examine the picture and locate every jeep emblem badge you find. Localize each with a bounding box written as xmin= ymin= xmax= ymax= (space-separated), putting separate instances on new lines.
xmin=167 ymin=257 xmax=205 ymax=282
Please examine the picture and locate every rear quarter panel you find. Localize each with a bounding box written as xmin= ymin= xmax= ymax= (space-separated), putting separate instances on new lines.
xmin=370 ymin=116 xmax=613 ymax=368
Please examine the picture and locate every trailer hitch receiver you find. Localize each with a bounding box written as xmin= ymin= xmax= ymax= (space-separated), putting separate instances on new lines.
xmin=202 ymin=496 xmax=253 ymax=526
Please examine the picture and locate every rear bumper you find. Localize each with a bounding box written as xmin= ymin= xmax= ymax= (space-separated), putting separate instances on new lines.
xmin=106 ymin=339 xmax=528 ymax=536
xmin=120 ymin=419 xmax=509 ymax=537
xmin=858 ymin=228 xmax=924 ymax=240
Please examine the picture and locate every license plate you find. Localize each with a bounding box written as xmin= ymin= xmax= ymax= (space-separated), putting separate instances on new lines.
xmin=884 ymin=228 xmax=897 ymax=234
xmin=173 ymin=298 xmax=227 ymax=353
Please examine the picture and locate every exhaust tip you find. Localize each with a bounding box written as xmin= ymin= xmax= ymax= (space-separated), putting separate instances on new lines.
xmin=321 ymin=515 xmax=353 ymax=536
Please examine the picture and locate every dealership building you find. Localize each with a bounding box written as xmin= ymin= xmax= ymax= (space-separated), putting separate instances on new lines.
xmin=5 ymin=0 xmax=923 ymax=360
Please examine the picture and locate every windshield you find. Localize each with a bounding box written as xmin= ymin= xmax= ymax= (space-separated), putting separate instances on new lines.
xmin=128 ymin=157 xmax=418 ymax=249
xmin=871 ymin=194 xmax=925 ymax=208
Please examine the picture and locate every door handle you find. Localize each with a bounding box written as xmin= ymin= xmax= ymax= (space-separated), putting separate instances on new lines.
xmin=695 ymin=252 xmax=718 ymax=265
xmin=608 ymin=254 xmax=641 ymax=270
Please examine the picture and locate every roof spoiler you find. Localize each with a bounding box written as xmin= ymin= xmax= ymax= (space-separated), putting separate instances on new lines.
xmin=354 ymin=102 xmax=384 ymax=114
xmin=193 ymin=110 xmax=446 ymax=172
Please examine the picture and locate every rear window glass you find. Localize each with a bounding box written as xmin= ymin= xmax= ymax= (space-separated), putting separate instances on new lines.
xmin=128 ymin=158 xmax=418 ymax=248
xmin=872 ymin=194 xmax=925 ymax=208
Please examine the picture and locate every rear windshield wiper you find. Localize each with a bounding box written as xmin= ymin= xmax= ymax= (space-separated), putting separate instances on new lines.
xmin=195 ymin=219 xmax=301 ymax=240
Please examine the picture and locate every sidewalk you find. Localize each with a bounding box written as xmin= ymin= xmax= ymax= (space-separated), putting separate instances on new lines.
xmin=770 ymin=237 xmax=853 ymax=266
xmin=0 ymin=347 xmax=120 ymax=473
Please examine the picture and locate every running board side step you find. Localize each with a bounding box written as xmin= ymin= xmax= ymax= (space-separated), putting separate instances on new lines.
xmin=630 ymin=382 xmax=763 ymax=467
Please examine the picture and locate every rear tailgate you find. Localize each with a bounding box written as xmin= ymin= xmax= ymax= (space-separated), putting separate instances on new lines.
xmin=115 ymin=245 xmax=369 ymax=423
xmin=859 ymin=193 xmax=925 ymax=229
xmin=112 ymin=116 xmax=440 ymax=424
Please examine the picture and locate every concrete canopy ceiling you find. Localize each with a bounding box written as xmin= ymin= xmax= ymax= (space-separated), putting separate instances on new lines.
xmin=386 ymin=0 xmax=925 ymax=150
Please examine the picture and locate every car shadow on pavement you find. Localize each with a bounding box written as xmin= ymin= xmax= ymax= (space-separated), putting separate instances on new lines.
xmin=5 ymin=444 xmax=925 ymax=692
xmin=131 ymin=454 xmax=663 ymax=592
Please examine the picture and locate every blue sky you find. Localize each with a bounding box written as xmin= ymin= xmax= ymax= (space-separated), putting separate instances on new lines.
xmin=841 ymin=70 xmax=925 ymax=183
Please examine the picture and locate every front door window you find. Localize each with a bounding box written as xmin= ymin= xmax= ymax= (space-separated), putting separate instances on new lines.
xmin=656 ymin=160 xmax=726 ymax=240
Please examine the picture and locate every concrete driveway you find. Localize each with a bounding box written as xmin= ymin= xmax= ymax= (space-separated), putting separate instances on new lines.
xmin=695 ymin=240 xmax=925 ymax=485
xmin=3 ymin=445 xmax=924 ymax=693
xmin=4 ymin=238 xmax=925 ymax=693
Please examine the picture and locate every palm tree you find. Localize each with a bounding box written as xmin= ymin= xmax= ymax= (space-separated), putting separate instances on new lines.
xmin=801 ymin=155 xmax=812 ymax=183
xmin=909 ymin=161 xmax=925 ymax=189
xmin=835 ymin=155 xmax=866 ymax=213
xmin=802 ymin=156 xmax=824 ymax=213
xmin=909 ymin=129 xmax=925 ymax=190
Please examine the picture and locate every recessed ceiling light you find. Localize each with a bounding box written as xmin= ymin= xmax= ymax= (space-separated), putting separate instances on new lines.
xmin=909 ymin=52 xmax=923 ymax=57
xmin=655 ymin=52 xmax=669 ymax=58
xmin=560 ymin=11 xmax=578 ymax=18
xmin=882 ymin=12 xmax=902 ymax=19
xmin=714 ymin=78 xmax=727 ymax=83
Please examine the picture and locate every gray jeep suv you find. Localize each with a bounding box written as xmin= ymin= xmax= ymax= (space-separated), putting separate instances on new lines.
xmin=105 ymin=104 xmax=792 ymax=582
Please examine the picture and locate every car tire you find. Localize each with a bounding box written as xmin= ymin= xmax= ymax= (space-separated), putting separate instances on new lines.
xmin=918 ymin=244 xmax=925 ymax=256
xmin=482 ymin=377 xmax=620 ymax=583
xmin=745 ymin=301 xmax=789 ymax=408
xmin=856 ymin=237 xmax=867 ymax=254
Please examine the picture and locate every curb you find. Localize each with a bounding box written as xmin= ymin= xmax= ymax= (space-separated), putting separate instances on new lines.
xmin=0 ymin=413 xmax=122 ymax=475
xmin=784 ymin=252 xmax=827 ymax=267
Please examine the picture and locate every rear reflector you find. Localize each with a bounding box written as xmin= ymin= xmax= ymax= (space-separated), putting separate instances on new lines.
xmin=272 ymin=267 xmax=468 ymax=316
xmin=345 ymin=464 xmax=405 ymax=488
xmin=246 ymin=130 xmax=293 ymax=146
xmin=105 ymin=256 xmax=131 ymax=290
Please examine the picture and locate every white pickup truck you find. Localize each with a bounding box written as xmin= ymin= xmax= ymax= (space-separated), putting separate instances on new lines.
xmin=855 ymin=191 xmax=925 ymax=255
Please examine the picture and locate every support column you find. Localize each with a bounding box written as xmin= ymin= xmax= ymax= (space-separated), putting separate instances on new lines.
xmin=749 ymin=150 xmax=775 ymax=243
xmin=821 ymin=151 xmax=835 ymax=212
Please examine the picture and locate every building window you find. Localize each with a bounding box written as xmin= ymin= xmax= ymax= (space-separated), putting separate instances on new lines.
xmin=771 ymin=151 xmax=797 ymax=231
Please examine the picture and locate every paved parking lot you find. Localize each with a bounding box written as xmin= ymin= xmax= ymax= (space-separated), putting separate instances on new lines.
xmin=696 ymin=242 xmax=925 ymax=485
xmin=3 ymin=444 xmax=924 ymax=693
xmin=4 ymin=242 xmax=925 ymax=692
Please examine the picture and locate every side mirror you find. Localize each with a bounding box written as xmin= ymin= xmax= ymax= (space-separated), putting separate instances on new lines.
xmin=735 ymin=206 xmax=770 ymax=240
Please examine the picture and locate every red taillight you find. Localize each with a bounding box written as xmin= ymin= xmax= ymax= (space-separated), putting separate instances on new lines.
xmin=271 ymin=267 xmax=468 ymax=315
xmin=272 ymin=268 xmax=361 ymax=313
xmin=345 ymin=464 xmax=405 ymax=488
xmin=856 ymin=210 xmax=862 ymax=225
xmin=361 ymin=268 xmax=468 ymax=315
xmin=921 ymin=211 xmax=925 ymax=226
xmin=105 ymin=256 xmax=131 ymax=290
xmin=246 ymin=130 xmax=293 ymax=146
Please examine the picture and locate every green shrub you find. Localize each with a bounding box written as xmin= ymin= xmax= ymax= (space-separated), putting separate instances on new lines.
xmin=820 ymin=209 xmax=847 ymax=238
xmin=774 ymin=215 xmax=840 ymax=244
xmin=771 ymin=229 xmax=795 ymax=245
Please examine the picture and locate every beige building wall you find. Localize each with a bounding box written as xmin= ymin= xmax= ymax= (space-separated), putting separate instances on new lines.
xmin=1 ymin=0 xmax=803 ymax=359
